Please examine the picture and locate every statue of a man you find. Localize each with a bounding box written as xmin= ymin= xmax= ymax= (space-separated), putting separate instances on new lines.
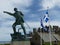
xmin=3 ymin=8 xmax=26 ymax=36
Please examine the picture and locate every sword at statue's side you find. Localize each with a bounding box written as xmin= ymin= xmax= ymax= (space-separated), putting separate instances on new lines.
xmin=18 ymin=21 xmax=31 ymax=32
xmin=24 ymin=21 xmax=31 ymax=29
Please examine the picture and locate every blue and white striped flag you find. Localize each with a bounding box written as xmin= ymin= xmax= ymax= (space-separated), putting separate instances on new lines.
xmin=41 ymin=19 xmax=47 ymax=31
xmin=44 ymin=11 xmax=49 ymax=22
xmin=41 ymin=19 xmax=44 ymax=28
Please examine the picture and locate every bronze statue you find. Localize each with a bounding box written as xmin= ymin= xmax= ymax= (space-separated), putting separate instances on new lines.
xmin=3 ymin=8 xmax=26 ymax=36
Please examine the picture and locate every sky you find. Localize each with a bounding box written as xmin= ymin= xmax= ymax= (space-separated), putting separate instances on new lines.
xmin=0 ymin=0 xmax=60 ymax=41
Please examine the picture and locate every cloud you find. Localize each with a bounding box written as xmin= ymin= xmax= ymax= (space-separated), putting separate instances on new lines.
xmin=50 ymin=21 xmax=60 ymax=27
xmin=41 ymin=0 xmax=60 ymax=9
xmin=0 ymin=21 xmax=60 ymax=41
xmin=0 ymin=21 xmax=40 ymax=41
xmin=0 ymin=0 xmax=33 ymax=19
xmin=0 ymin=0 xmax=60 ymax=41
xmin=10 ymin=0 xmax=33 ymax=7
xmin=0 ymin=0 xmax=33 ymax=41
xmin=0 ymin=0 xmax=14 ymax=13
xmin=0 ymin=33 xmax=11 ymax=41
xmin=0 ymin=0 xmax=32 ymax=13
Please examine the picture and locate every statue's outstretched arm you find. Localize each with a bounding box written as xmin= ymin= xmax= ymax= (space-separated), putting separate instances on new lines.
xmin=3 ymin=11 xmax=13 ymax=16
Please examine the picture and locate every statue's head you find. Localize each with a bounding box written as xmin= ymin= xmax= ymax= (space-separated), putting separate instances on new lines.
xmin=14 ymin=8 xmax=17 ymax=12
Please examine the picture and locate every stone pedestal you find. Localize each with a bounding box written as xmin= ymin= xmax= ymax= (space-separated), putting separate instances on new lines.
xmin=10 ymin=41 xmax=30 ymax=45
xmin=10 ymin=32 xmax=25 ymax=41
xmin=10 ymin=32 xmax=30 ymax=45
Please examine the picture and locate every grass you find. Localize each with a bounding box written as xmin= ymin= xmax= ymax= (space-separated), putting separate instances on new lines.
xmin=0 ymin=41 xmax=60 ymax=45
xmin=44 ymin=41 xmax=60 ymax=45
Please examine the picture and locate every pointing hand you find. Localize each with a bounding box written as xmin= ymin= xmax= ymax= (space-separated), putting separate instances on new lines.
xmin=3 ymin=11 xmax=7 ymax=13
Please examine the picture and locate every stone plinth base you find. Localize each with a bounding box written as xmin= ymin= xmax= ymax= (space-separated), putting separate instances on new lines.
xmin=10 ymin=32 xmax=25 ymax=41
xmin=10 ymin=41 xmax=30 ymax=45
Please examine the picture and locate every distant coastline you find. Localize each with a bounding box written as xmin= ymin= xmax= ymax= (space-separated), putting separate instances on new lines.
xmin=0 ymin=41 xmax=10 ymax=44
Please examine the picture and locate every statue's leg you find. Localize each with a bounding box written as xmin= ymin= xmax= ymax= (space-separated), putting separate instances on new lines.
xmin=12 ymin=23 xmax=17 ymax=34
xmin=20 ymin=23 xmax=26 ymax=37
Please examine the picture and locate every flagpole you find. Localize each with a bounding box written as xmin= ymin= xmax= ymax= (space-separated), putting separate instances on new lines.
xmin=47 ymin=7 xmax=52 ymax=45
xmin=40 ymin=18 xmax=42 ymax=45
xmin=41 ymin=29 xmax=42 ymax=45
xmin=49 ymin=20 xmax=52 ymax=45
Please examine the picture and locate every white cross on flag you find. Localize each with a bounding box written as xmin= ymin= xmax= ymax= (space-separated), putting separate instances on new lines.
xmin=44 ymin=11 xmax=49 ymax=22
